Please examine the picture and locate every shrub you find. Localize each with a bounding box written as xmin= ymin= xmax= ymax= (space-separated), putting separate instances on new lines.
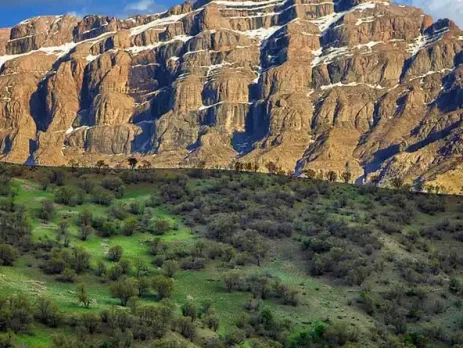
xmin=49 ymin=170 xmax=65 ymax=186
xmin=204 ymin=315 xmax=219 ymax=331
xmin=77 ymin=209 xmax=93 ymax=227
xmin=55 ymin=186 xmax=83 ymax=206
xmin=77 ymin=283 xmax=91 ymax=308
xmin=0 ymin=295 xmax=34 ymax=333
xmin=108 ymin=264 xmax=123 ymax=281
xmin=35 ymin=297 xmax=62 ymax=327
xmin=96 ymin=260 xmax=107 ymax=277
xmin=73 ymin=247 xmax=91 ymax=274
xmin=38 ymin=200 xmax=54 ymax=222
xmin=79 ymin=226 xmax=93 ymax=241
xmin=417 ymin=197 xmax=446 ymax=215
xmin=91 ymin=187 xmax=114 ymax=206
xmin=154 ymin=218 xmax=170 ymax=235
xmin=449 ymin=277 xmax=463 ymax=295
xmin=175 ymin=317 xmax=196 ymax=341
xmin=223 ymin=272 xmax=243 ymax=292
xmin=108 ymin=204 xmax=128 ymax=220
xmin=42 ymin=257 xmax=67 ymax=275
xmin=181 ymin=257 xmax=206 ymax=270
xmin=323 ymin=322 xmax=359 ymax=346
xmin=110 ymin=278 xmax=137 ymax=306
xmin=102 ymin=177 xmax=124 ymax=191
xmin=107 ymin=245 xmax=124 ymax=262
xmin=0 ymin=244 xmax=18 ymax=266
xmin=57 ymin=268 xmax=76 ymax=283
xmin=152 ymin=275 xmax=174 ymax=299
xmin=129 ymin=201 xmax=145 ymax=215
xmin=0 ymin=330 xmax=16 ymax=348
xmin=181 ymin=301 xmax=198 ymax=321
xmin=136 ymin=277 xmax=151 ymax=297
xmin=163 ymin=260 xmax=179 ymax=278
xmin=80 ymin=312 xmax=100 ymax=334
xmin=224 ymin=328 xmax=246 ymax=346
xmin=122 ymin=218 xmax=138 ymax=236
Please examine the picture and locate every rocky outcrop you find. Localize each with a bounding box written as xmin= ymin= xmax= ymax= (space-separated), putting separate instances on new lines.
xmin=1 ymin=0 xmax=463 ymax=191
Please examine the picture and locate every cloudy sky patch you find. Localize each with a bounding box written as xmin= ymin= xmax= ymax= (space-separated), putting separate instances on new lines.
xmin=0 ymin=0 xmax=463 ymax=28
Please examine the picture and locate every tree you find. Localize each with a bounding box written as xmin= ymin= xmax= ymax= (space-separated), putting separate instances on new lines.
xmin=134 ymin=257 xmax=148 ymax=278
xmin=140 ymin=160 xmax=152 ymax=169
xmin=79 ymin=225 xmax=93 ymax=241
xmin=80 ymin=313 xmax=100 ymax=334
xmin=119 ymin=259 xmax=132 ymax=275
xmin=96 ymin=160 xmax=107 ymax=173
xmin=77 ymin=209 xmax=93 ymax=226
xmin=449 ymin=277 xmax=463 ymax=295
xmin=68 ymin=159 xmax=79 ymax=172
xmin=39 ymin=200 xmax=55 ymax=222
xmin=327 ymin=171 xmax=338 ymax=182
xmin=39 ymin=177 xmax=50 ymax=191
xmin=108 ymin=264 xmax=123 ymax=281
xmin=79 ymin=177 xmax=95 ymax=194
xmin=341 ymin=171 xmax=352 ymax=184
xmin=391 ymin=176 xmax=404 ymax=190
xmin=73 ymin=247 xmax=91 ymax=274
xmin=265 ymin=161 xmax=279 ymax=174
xmin=57 ymin=221 xmax=70 ymax=247
xmin=0 ymin=330 xmax=16 ymax=348
xmin=107 ymin=245 xmax=124 ymax=262
xmin=128 ymin=157 xmax=138 ymax=170
xmin=96 ymin=260 xmax=107 ymax=277
xmin=341 ymin=162 xmax=352 ymax=184
xmin=77 ymin=283 xmax=91 ymax=308
xmin=223 ymin=272 xmax=242 ymax=292
xmin=224 ymin=329 xmax=245 ymax=346
xmin=195 ymin=160 xmax=206 ymax=170
xmin=152 ymin=275 xmax=174 ymax=299
xmin=204 ymin=315 xmax=219 ymax=332
xmin=154 ymin=218 xmax=170 ymax=235
xmin=163 ymin=260 xmax=179 ymax=278
xmin=110 ymin=278 xmax=137 ymax=306
xmin=35 ymin=297 xmax=62 ymax=327
xmin=175 ymin=317 xmax=196 ymax=341
xmin=136 ymin=277 xmax=151 ymax=297
xmin=234 ymin=162 xmax=244 ymax=172
xmin=181 ymin=301 xmax=198 ymax=322
xmin=0 ymin=295 xmax=33 ymax=333
xmin=0 ymin=244 xmax=18 ymax=266
xmin=122 ymin=218 xmax=138 ymax=236
xmin=58 ymin=268 xmax=76 ymax=283
xmin=304 ymin=169 xmax=316 ymax=180
xmin=370 ymin=175 xmax=380 ymax=186
xmin=414 ymin=180 xmax=425 ymax=193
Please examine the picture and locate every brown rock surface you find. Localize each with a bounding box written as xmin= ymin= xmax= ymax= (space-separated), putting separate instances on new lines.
xmin=1 ymin=0 xmax=463 ymax=191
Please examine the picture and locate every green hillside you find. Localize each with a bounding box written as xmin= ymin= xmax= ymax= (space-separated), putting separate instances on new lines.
xmin=0 ymin=164 xmax=462 ymax=347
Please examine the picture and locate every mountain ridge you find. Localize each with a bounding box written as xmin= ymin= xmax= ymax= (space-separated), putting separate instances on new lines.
xmin=1 ymin=0 xmax=463 ymax=191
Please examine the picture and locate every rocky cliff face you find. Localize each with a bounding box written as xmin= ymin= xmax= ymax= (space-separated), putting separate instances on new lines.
xmin=1 ymin=0 xmax=463 ymax=190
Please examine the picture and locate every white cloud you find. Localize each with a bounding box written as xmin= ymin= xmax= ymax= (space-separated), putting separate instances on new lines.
xmin=124 ymin=0 xmax=163 ymax=14
xmin=396 ymin=0 xmax=463 ymax=27
xmin=68 ymin=10 xmax=86 ymax=19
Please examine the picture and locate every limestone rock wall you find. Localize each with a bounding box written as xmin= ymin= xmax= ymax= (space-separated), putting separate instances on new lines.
xmin=1 ymin=0 xmax=463 ymax=190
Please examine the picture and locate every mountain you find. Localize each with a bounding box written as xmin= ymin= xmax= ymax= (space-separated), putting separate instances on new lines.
xmin=1 ymin=0 xmax=463 ymax=191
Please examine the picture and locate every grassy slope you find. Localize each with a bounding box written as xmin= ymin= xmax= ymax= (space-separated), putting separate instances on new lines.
xmin=2 ymin=170 xmax=462 ymax=347
xmin=0 ymin=176 xmax=377 ymax=347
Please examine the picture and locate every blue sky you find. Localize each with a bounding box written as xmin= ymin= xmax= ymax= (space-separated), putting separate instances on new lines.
xmin=0 ymin=0 xmax=462 ymax=28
